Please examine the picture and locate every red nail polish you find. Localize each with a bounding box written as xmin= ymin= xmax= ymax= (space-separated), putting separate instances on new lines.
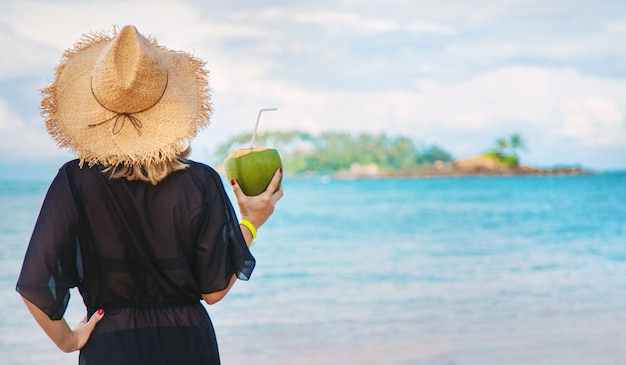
xmin=279 ymin=168 xmax=283 ymax=174
xmin=230 ymin=179 xmax=235 ymax=186
xmin=97 ymin=308 xmax=104 ymax=315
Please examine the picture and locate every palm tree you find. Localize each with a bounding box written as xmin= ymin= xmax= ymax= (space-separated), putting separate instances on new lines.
xmin=493 ymin=133 xmax=525 ymax=156
xmin=486 ymin=133 xmax=526 ymax=168
xmin=495 ymin=137 xmax=509 ymax=154
xmin=509 ymin=133 xmax=525 ymax=152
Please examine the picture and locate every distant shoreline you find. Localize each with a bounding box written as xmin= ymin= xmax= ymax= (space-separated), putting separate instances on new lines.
xmin=212 ymin=155 xmax=598 ymax=180
xmin=331 ymin=156 xmax=590 ymax=179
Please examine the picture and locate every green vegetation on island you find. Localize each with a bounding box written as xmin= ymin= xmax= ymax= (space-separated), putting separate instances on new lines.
xmin=215 ymin=131 xmax=586 ymax=177
xmin=215 ymin=130 xmax=453 ymax=174
xmin=482 ymin=133 xmax=526 ymax=168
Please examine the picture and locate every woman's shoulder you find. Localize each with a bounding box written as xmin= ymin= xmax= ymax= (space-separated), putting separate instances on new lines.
xmin=49 ymin=159 xmax=83 ymax=182
xmin=182 ymin=160 xmax=227 ymax=189
xmin=57 ymin=159 xmax=98 ymax=175
xmin=55 ymin=160 xmax=105 ymax=185
xmin=58 ymin=159 xmax=80 ymax=171
xmin=185 ymin=160 xmax=221 ymax=178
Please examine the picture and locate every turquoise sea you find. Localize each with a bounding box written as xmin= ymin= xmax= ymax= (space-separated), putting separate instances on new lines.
xmin=1 ymin=170 xmax=625 ymax=364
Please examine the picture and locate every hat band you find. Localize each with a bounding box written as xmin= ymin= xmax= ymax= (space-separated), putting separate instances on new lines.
xmin=89 ymin=112 xmax=144 ymax=136
xmin=87 ymin=74 xmax=169 ymax=136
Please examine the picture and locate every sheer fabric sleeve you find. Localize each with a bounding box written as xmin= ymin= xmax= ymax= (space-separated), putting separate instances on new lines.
xmin=193 ymin=168 xmax=255 ymax=294
xmin=15 ymin=164 xmax=79 ymax=320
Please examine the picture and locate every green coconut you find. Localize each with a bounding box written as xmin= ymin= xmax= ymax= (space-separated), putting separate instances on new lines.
xmin=224 ymin=148 xmax=283 ymax=196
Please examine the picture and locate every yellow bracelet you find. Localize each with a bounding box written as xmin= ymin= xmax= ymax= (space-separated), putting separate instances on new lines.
xmin=240 ymin=219 xmax=257 ymax=240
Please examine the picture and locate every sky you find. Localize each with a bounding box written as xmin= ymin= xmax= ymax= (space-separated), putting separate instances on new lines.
xmin=1 ymin=0 xmax=626 ymax=178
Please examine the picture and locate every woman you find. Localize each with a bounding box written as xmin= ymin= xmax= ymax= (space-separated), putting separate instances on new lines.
xmin=15 ymin=25 xmax=283 ymax=364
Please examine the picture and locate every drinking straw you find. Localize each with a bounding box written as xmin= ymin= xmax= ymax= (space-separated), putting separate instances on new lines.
xmin=250 ymin=108 xmax=277 ymax=148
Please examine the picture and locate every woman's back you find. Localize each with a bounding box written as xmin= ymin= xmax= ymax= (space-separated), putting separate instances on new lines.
xmin=18 ymin=160 xmax=255 ymax=364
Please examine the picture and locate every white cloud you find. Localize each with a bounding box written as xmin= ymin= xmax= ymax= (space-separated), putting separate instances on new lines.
xmin=604 ymin=21 xmax=626 ymax=34
xmin=291 ymin=12 xmax=401 ymax=33
xmin=0 ymin=99 xmax=68 ymax=161
xmin=406 ymin=21 xmax=456 ymax=35
xmin=0 ymin=27 xmax=58 ymax=79
xmin=559 ymin=98 xmax=625 ymax=147
xmin=228 ymin=7 xmax=403 ymax=34
xmin=233 ymin=8 xmax=456 ymax=36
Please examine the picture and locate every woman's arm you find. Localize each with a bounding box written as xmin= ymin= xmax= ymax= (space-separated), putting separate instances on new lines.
xmin=202 ymin=168 xmax=283 ymax=305
xmin=21 ymin=296 xmax=104 ymax=353
xmin=201 ymin=219 xmax=257 ymax=305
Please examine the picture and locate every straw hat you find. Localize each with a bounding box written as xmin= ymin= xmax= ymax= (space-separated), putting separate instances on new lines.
xmin=41 ymin=25 xmax=211 ymax=167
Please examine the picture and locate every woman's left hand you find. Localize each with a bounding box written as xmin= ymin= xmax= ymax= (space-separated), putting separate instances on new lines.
xmin=231 ymin=168 xmax=284 ymax=231
xmin=21 ymin=296 xmax=105 ymax=353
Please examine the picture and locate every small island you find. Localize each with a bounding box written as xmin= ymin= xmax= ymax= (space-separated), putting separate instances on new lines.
xmin=215 ymin=131 xmax=588 ymax=179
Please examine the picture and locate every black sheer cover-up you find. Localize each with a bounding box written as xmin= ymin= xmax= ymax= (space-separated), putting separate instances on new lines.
xmin=16 ymin=160 xmax=255 ymax=365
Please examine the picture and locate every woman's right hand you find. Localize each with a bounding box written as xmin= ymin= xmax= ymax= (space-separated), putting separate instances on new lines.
xmin=230 ymin=168 xmax=283 ymax=231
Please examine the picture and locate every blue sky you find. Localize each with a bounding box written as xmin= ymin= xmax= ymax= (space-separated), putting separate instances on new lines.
xmin=1 ymin=0 xmax=626 ymax=178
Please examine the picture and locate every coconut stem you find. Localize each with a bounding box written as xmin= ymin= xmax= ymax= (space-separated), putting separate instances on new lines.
xmin=250 ymin=108 xmax=277 ymax=148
